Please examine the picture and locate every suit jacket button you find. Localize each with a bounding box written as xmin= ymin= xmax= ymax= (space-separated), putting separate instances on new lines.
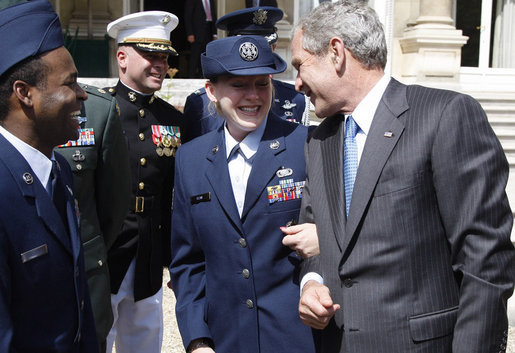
xmin=98 ymin=260 xmax=103 ymax=267
xmin=343 ymin=278 xmax=354 ymax=288
xmin=139 ymin=182 xmax=145 ymax=190
xmin=242 ymin=269 xmax=250 ymax=279
xmin=238 ymin=238 xmax=247 ymax=248
xmin=139 ymin=133 xmax=145 ymax=141
xmin=140 ymin=158 xmax=147 ymax=166
xmin=246 ymin=299 xmax=254 ymax=309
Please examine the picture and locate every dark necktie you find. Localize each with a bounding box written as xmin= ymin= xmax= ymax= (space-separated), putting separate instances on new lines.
xmin=228 ymin=143 xmax=255 ymax=163
xmin=50 ymin=160 xmax=69 ymax=229
xmin=344 ymin=115 xmax=359 ymax=217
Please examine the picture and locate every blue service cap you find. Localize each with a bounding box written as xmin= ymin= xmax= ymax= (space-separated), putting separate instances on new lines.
xmin=216 ymin=7 xmax=283 ymax=44
xmin=0 ymin=0 xmax=64 ymax=77
xmin=201 ymin=35 xmax=286 ymax=79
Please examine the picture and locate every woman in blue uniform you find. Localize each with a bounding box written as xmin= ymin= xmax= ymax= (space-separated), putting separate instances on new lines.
xmin=170 ymin=35 xmax=318 ymax=353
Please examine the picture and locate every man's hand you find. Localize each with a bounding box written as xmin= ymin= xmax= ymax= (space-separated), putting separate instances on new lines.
xmin=187 ymin=34 xmax=195 ymax=43
xmin=299 ymin=281 xmax=340 ymax=329
xmin=281 ymin=223 xmax=319 ymax=258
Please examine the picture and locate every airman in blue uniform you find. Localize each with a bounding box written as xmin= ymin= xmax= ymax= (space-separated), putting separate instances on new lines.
xmin=170 ymin=35 xmax=318 ymax=353
xmin=184 ymin=6 xmax=311 ymax=139
xmin=0 ymin=1 xmax=98 ymax=351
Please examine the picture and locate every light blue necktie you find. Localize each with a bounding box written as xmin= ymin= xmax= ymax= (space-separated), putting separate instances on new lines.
xmin=344 ymin=115 xmax=359 ymax=217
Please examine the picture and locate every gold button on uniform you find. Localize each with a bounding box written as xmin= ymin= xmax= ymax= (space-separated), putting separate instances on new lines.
xmin=76 ymin=164 xmax=82 ymax=170
xmin=139 ymin=109 xmax=145 ymax=118
xmin=98 ymin=260 xmax=103 ymax=267
xmin=139 ymin=133 xmax=145 ymax=141
xmin=139 ymin=182 xmax=145 ymax=190
xmin=140 ymin=158 xmax=147 ymax=166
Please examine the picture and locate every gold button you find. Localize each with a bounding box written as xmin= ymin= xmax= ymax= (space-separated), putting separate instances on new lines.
xmin=139 ymin=133 xmax=145 ymax=141
xmin=97 ymin=260 xmax=103 ymax=267
xmin=140 ymin=158 xmax=146 ymax=166
xmin=76 ymin=164 xmax=82 ymax=170
xmin=139 ymin=109 xmax=145 ymax=118
xmin=139 ymin=182 xmax=145 ymax=190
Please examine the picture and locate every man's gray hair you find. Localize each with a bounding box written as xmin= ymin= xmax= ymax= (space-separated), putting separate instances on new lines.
xmin=294 ymin=0 xmax=387 ymax=70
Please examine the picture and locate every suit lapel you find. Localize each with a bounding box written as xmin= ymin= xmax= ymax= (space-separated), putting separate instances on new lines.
xmin=320 ymin=115 xmax=346 ymax=251
xmin=343 ymin=79 xmax=408 ymax=251
xmin=205 ymin=130 xmax=243 ymax=231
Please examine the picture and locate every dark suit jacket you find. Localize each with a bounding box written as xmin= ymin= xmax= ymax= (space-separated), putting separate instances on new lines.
xmin=56 ymin=83 xmax=131 ymax=345
xmin=170 ymin=114 xmax=317 ymax=353
xmin=300 ymin=78 xmax=515 ymax=353
xmin=184 ymin=0 xmax=217 ymax=43
xmin=0 ymin=136 xmax=98 ymax=352
xmin=184 ymin=79 xmax=308 ymax=139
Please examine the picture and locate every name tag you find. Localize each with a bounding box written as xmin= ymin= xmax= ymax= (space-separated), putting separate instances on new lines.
xmin=21 ymin=244 xmax=48 ymax=263
xmin=191 ymin=192 xmax=211 ymax=205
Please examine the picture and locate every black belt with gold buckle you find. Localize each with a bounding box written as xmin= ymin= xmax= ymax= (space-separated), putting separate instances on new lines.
xmin=135 ymin=196 xmax=145 ymax=213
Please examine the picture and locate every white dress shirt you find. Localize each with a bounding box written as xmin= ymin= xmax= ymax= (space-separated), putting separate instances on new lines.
xmin=225 ymin=116 xmax=267 ymax=217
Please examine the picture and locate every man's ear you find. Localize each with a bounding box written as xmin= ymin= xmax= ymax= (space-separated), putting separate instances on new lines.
xmin=12 ymin=80 xmax=33 ymax=108
xmin=117 ymin=48 xmax=128 ymax=70
xmin=329 ymin=37 xmax=345 ymax=72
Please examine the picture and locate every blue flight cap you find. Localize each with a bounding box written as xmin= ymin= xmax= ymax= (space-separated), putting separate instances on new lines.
xmin=216 ymin=7 xmax=283 ymax=45
xmin=0 ymin=0 xmax=64 ymax=77
xmin=201 ymin=35 xmax=286 ymax=79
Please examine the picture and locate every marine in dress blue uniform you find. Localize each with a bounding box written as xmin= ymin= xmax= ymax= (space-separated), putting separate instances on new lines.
xmin=105 ymin=11 xmax=188 ymax=353
xmin=0 ymin=1 xmax=97 ymax=351
xmin=170 ymin=35 xmax=318 ymax=353
xmin=184 ymin=6 xmax=310 ymax=140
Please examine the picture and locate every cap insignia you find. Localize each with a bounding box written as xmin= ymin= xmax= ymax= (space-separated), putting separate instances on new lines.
xmin=239 ymin=42 xmax=258 ymax=61
xmin=161 ymin=15 xmax=171 ymax=24
xmin=253 ymin=9 xmax=268 ymax=25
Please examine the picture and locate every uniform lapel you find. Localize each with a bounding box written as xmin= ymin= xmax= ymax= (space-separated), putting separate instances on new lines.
xmin=343 ymin=80 xmax=408 ymax=252
xmin=205 ymin=129 xmax=243 ymax=231
xmin=60 ymin=166 xmax=81 ymax=257
xmin=241 ymin=117 xmax=285 ymax=220
xmin=0 ymin=135 xmax=72 ymax=253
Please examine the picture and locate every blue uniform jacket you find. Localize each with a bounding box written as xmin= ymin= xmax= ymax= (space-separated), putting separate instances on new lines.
xmin=183 ymin=79 xmax=308 ymax=138
xmin=170 ymin=113 xmax=317 ymax=353
xmin=0 ymin=135 xmax=98 ymax=352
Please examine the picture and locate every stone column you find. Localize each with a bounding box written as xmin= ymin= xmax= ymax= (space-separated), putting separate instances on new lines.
xmin=398 ymin=0 xmax=468 ymax=82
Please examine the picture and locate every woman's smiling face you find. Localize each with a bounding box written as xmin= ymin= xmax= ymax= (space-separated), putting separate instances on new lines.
xmin=205 ymin=74 xmax=272 ymax=142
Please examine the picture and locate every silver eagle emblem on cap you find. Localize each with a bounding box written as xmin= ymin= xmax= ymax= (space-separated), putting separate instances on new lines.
xmin=161 ymin=15 xmax=171 ymax=24
xmin=253 ymin=9 xmax=268 ymax=25
xmin=239 ymin=42 xmax=258 ymax=61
